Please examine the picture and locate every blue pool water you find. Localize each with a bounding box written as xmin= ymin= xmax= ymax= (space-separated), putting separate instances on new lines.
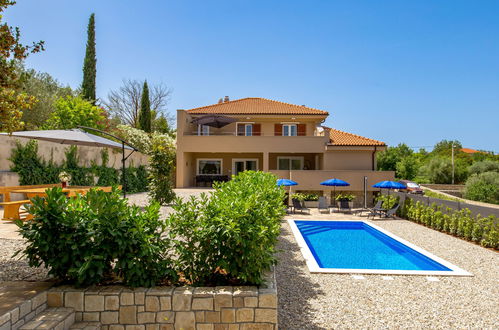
xmin=295 ymin=221 xmax=451 ymax=271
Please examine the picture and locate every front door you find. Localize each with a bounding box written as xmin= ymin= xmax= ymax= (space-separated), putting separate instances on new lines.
xmin=233 ymin=159 xmax=258 ymax=176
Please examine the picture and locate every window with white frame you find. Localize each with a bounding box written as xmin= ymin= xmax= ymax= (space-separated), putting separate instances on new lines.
xmin=198 ymin=125 xmax=210 ymax=136
xmin=282 ymin=124 xmax=297 ymax=136
xmin=277 ymin=157 xmax=303 ymax=170
xmin=197 ymin=159 xmax=222 ymax=175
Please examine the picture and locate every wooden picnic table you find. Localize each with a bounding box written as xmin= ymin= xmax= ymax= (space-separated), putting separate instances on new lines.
xmin=14 ymin=186 xmax=96 ymax=199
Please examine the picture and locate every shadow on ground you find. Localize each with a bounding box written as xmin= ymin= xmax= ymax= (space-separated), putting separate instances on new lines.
xmin=276 ymin=223 xmax=325 ymax=329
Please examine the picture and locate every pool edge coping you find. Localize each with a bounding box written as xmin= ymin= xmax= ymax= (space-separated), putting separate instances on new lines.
xmin=287 ymin=219 xmax=473 ymax=276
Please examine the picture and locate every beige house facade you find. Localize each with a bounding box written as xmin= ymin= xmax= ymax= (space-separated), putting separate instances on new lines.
xmin=176 ymin=97 xmax=395 ymax=206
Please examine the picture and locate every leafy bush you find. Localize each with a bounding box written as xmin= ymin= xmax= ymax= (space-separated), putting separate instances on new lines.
xmin=464 ymin=172 xmax=499 ymax=204
xmin=291 ymin=193 xmax=319 ymax=201
xmin=9 ymin=140 xmax=59 ymax=184
xmin=16 ymin=187 xmax=176 ymax=287
xmin=398 ymin=198 xmax=498 ymax=249
xmin=335 ymin=193 xmax=355 ymax=201
xmin=168 ymin=171 xmax=285 ymax=286
xmin=468 ymin=160 xmax=499 ymax=175
xmin=376 ymin=194 xmax=399 ymax=209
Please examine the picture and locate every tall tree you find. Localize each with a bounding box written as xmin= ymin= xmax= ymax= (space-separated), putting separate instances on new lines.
xmin=0 ymin=0 xmax=44 ymax=132
xmin=138 ymin=81 xmax=151 ymax=132
xmin=81 ymin=13 xmax=96 ymax=103
xmin=104 ymin=79 xmax=172 ymax=127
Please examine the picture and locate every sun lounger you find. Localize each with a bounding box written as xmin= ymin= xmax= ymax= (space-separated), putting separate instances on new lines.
xmin=292 ymin=198 xmax=310 ymax=214
xmin=318 ymin=196 xmax=330 ymax=213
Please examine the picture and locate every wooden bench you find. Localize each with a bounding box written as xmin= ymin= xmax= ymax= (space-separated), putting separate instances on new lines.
xmin=0 ymin=200 xmax=33 ymax=221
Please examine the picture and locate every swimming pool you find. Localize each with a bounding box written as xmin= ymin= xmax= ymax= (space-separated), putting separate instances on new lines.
xmin=289 ymin=220 xmax=471 ymax=276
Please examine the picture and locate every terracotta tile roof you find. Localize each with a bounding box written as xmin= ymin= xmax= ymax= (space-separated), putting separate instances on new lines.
xmin=460 ymin=148 xmax=482 ymax=154
xmin=186 ymin=97 xmax=329 ymax=115
xmin=326 ymin=127 xmax=386 ymax=146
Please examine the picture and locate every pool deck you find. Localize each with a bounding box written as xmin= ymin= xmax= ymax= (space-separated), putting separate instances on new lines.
xmin=277 ymin=209 xmax=499 ymax=329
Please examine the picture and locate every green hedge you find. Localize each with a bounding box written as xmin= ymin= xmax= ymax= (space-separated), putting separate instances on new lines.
xmin=398 ymin=198 xmax=498 ymax=249
xmin=9 ymin=140 xmax=148 ymax=193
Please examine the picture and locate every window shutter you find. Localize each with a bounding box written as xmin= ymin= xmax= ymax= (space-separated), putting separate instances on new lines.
xmin=274 ymin=124 xmax=283 ymax=136
xmin=253 ymin=124 xmax=261 ymax=136
xmin=237 ymin=123 xmax=245 ymax=136
xmin=297 ymin=124 xmax=306 ymax=136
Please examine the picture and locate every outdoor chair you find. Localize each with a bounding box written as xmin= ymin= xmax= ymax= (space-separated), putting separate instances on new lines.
xmin=318 ymin=196 xmax=330 ymax=213
xmin=384 ymin=204 xmax=400 ymax=219
xmin=338 ymin=200 xmax=352 ymax=213
xmin=365 ymin=200 xmax=384 ymax=218
xmin=292 ymin=198 xmax=310 ymax=214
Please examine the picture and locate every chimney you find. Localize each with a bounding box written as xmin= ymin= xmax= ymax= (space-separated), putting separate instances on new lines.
xmin=218 ymin=98 xmax=223 ymax=104
xmin=224 ymin=96 xmax=230 ymax=102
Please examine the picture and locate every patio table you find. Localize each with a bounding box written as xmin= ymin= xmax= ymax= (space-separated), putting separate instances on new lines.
xmin=15 ymin=186 xmax=97 ymax=199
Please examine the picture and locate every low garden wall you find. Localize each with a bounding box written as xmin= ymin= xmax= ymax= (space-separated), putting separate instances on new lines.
xmin=46 ymin=278 xmax=278 ymax=329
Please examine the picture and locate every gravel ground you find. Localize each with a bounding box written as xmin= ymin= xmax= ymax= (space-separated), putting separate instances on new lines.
xmin=276 ymin=211 xmax=499 ymax=329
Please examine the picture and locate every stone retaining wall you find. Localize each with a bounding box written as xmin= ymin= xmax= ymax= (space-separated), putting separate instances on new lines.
xmin=47 ymin=284 xmax=277 ymax=329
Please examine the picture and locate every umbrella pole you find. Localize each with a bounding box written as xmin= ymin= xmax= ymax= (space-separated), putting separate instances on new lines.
xmin=122 ymin=142 xmax=127 ymax=198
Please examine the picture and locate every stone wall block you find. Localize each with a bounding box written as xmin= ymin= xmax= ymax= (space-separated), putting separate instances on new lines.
xmin=214 ymin=293 xmax=233 ymax=311
xmin=192 ymin=298 xmax=214 ymax=310
xmin=197 ymin=324 xmax=214 ymax=330
xmin=254 ymin=308 xmax=277 ymax=323
xmin=137 ymin=312 xmax=156 ymax=324
xmin=144 ymin=296 xmax=160 ymax=312
xmin=174 ymin=311 xmax=195 ymax=330
xmin=172 ymin=288 xmax=192 ymax=311
xmin=119 ymin=306 xmax=137 ymax=324
xmin=135 ymin=292 xmax=145 ymax=305
xmin=121 ymin=292 xmax=134 ymax=306
xmin=31 ymin=292 xmax=46 ymax=309
xmin=221 ymin=308 xmax=236 ymax=323
xmin=83 ymin=312 xmax=100 ymax=322
xmin=47 ymin=291 xmax=63 ymax=307
xmin=243 ymin=297 xmax=258 ymax=308
xmin=156 ymin=311 xmax=174 ymax=324
xmin=159 ymin=297 xmax=171 ymax=311
xmin=205 ymin=311 xmax=221 ymax=323
xmin=105 ymin=295 xmax=120 ymax=310
xmin=65 ymin=292 xmax=84 ymax=311
xmin=233 ymin=287 xmax=258 ymax=297
xmin=85 ymin=295 xmax=105 ymax=311
xmin=193 ymin=287 xmax=216 ymax=298
xmin=101 ymin=311 xmax=119 ymax=325
xmin=236 ymin=308 xmax=254 ymax=322
xmin=258 ymin=292 xmax=277 ymax=308
xmin=195 ymin=311 xmax=205 ymax=322
xmin=240 ymin=323 xmax=273 ymax=330
xmin=19 ymin=300 xmax=31 ymax=318
xmin=147 ymin=287 xmax=174 ymax=296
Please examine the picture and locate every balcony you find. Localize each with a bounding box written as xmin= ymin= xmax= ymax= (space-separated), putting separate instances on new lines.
xmin=178 ymin=134 xmax=330 ymax=153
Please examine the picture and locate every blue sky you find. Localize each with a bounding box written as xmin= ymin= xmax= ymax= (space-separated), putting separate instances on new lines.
xmin=5 ymin=0 xmax=499 ymax=151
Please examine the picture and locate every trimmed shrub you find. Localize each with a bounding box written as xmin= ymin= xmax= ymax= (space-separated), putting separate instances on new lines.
xmin=16 ymin=187 xmax=175 ymax=287
xmin=168 ymin=171 xmax=285 ymax=285
xmin=464 ymin=171 xmax=499 ymax=204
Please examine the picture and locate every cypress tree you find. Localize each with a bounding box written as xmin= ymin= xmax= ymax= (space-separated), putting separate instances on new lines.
xmin=82 ymin=13 xmax=96 ymax=103
xmin=139 ymin=81 xmax=151 ymax=132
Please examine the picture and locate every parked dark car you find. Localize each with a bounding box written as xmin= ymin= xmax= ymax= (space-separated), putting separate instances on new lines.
xmin=398 ymin=180 xmax=424 ymax=194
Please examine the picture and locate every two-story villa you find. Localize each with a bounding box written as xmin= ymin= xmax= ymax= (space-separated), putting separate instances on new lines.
xmin=176 ymin=97 xmax=395 ymax=206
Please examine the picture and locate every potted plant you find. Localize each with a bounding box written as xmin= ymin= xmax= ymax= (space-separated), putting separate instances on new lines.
xmin=291 ymin=193 xmax=320 ymax=208
xmin=58 ymin=171 xmax=71 ymax=188
xmin=335 ymin=193 xmax=355 ymax=209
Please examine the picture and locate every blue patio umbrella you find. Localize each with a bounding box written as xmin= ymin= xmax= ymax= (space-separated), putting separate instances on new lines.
xmin=372 ymin=180 xmax=405 ymax=195
xmin=276 ymin=179 xmax=298 ymax=186
xmin=320 ymin=178 xmax=350 ymax=201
